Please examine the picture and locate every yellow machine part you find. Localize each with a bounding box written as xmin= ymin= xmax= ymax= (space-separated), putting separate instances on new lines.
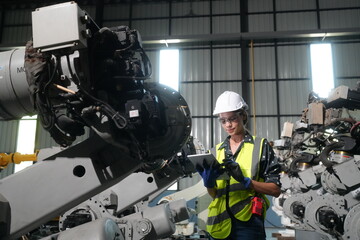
xmin=0 ymin=152 xmax=38 ymax=169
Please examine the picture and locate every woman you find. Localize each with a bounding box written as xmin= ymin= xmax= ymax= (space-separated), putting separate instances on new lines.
xmin=196 ymin=91 xmax=281 ymax=240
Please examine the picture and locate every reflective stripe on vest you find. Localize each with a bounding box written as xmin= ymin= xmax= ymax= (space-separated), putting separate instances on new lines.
xmin=207 ymin=196 xmax=253 ymax=225
xmin=214 ymin=137 xmax=263 ymax=199
xmin=215 ymin=182 xmax=248 ymax=198
xmin=206 ymin=136 xmax=265 ymax=239
xmin=251 ymin=136 xmax=262 ymax=179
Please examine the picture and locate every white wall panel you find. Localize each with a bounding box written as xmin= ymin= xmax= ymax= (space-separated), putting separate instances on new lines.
xmin=0 ymin=164 xmax=14 ymax=179
xmin=146 ymin=50 xmax=159 ymax=83
xmin=277 ymin=45 xmax=310 ymax=79
xmin=1 ymin=26 xmax=32 ymax=43
xmin=249 ymin=81 xmax=278 ymax=116
xmin=35 ymin=125 xmax=59 ymax=149
xmin=81 ymin=5 xmax=96 ymax=17
xmin=191 ymin=118 xmax=212 ymax=150
xmin=333 ymin=43 xmax=360 ymax=77
xmin=0 ymin=120 xmax=19 ymax=178
xmin=212 ymin=48 xmax=241 ymax=81
xmin=132 ymin=19 xmax=169 ymax=37
xmin=212 ymin=0 xmax=240 ymax=14
xmin=319 ymin=0 xmax=360 ymax=8
xmin=4 ymin=9 xmax=31 ymax=24
xmin=321 ymin=9 xmax=360 ymax=29
xmin=171 ymin=1 xmax=210 ymax=16
xmin=0 ymin=121 xmax=18 ymax=152
xmin=103 ymin=4 xmax=130 ymax=20
xmin=212 ymin=16 xmax=240 ymax=34
xmin=172 ymin=17 xmax=210 ymax=36
xmin=213 ymin=81 xmax=243 ymax=101
xmin=280 ymin=116 xmax=302 ymax=127
xmin=252 ymin=47 xmax=276 ymax=79
xmin=276 ymin=0 xmax=316 ymax=11
xmin=248 ymin=0 xmax=273 ymax=13
xmin=133 ymin=2 xmax=168 ymax=18
xmin=278 ymin=80 xmax=312 ymax=115
xmin=180 ymin=83 xmax=211 ymax=117
xmin=103 ymin=20 xmax=130 ymax=28
xmin=249 ymin=14 xmax=274 ymax=32
xmin=277 ymin=12 xmax=317 ymax=31
xmin=252 ymin=116 xmax=278 ymax=141
xmin=180 ymin=49 xmax=211 ymax=82
xmin=336 ymin=79 xmax=360 ymax=90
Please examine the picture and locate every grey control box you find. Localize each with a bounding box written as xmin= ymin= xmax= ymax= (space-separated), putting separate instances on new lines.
xmin=32 ymin=1 xmax=87 ymax=51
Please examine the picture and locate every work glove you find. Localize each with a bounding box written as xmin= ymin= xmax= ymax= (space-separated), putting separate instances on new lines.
xmin=222 ymin=159 xmax=252 ymax=189
xmin=196 ymin=159 xmax=222 ymax=188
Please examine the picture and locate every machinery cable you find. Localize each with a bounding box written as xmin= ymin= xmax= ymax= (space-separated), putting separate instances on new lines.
xmin=65 ymin=54 xmax=127 ymax=129
xmin=112 ymin=47 xmax=153 ymax=80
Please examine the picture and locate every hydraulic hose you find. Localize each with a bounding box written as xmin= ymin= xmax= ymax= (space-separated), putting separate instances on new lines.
xmin=314 ymin=141 xmax=345 ymax=168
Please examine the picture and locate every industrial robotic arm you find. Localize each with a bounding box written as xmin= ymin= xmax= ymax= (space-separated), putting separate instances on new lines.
xmin=53 ymin=136 xmax=205 ymax=240
xmin=0 ymin=2 xmax=191 ymax=239
xmin=272 ymin=85 xmax=360 ymax=240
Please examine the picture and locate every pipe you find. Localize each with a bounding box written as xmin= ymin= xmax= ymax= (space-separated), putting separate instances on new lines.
xmin=250 ymin=40 xmax=256 ymax=135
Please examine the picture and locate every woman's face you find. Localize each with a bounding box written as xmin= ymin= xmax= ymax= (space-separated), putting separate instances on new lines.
xmin=218 ymin=111 xmax=245 ymax=137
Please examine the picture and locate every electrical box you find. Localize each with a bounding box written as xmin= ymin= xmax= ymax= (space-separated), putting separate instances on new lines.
xmin=327 ymin=85 xmax=349 ymax=104
xmin=308 ymin=102 xmax=324 ymax=125
xmin=294 ymin=120 xmax=308 ymax=131
xmin=32 ymin=2 xmax=87 ymax=51
xmin=281 ymin=122 xmax=294 ymax=138
xmin=327 ymin=85 xmax=360 ymax=109
xmin=273 ymin=139 xmax=287 ymax=148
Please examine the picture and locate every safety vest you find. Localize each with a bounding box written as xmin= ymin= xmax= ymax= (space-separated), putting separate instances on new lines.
xmin=206 ymin=136 xmax=270 ymax=239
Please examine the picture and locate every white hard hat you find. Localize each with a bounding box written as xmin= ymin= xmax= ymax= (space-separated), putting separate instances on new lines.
xmin=213 ymin=91 xmax=248 ymax=115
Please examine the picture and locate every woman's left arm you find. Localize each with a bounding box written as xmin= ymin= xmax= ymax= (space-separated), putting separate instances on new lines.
xmin=249 ymin=180 xmax=280 ymax=197
xmin=257 ymin=139 xmax=282 ymax=197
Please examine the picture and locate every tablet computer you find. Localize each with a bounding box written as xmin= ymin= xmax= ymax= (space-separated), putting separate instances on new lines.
xmin=187 ymin=153 xmax=230 ymax=180
xmin=187 ymin=153 xmax=218 ymax=169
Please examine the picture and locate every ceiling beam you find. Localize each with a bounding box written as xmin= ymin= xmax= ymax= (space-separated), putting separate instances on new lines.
xmin=141 ymin=28 xmax=360 ymax=46
xmin=1 ymin=28 xmax=360 ymax=51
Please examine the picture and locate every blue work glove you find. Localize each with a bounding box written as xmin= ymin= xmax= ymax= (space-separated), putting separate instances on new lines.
xmin=222 ymin=159 xmax=252 ymax=189
xmin=196 ymin=159 xmax=221 ymax=188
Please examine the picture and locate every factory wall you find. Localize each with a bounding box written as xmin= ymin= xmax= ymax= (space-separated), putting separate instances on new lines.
xmin=0 ymin=121 xmax=18 ymax=178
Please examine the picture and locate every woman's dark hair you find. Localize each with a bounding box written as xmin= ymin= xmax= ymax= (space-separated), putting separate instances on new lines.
xmin=235 ymin=109 xmax=248 ymax=125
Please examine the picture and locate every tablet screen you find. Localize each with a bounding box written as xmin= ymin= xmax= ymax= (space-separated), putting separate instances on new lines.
xmin=187 ymin=153 xmax=230 ymax=180
xmin=187 ymin=153 xmax=218 ymax=169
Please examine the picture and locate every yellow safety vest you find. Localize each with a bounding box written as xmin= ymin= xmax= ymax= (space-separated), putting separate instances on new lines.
xmin=206 ymin=136 xmax=270 ymax=239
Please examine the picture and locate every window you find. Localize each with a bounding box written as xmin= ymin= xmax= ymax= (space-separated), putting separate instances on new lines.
xmin=310 ymin=43 xmax=335 ymax=98
xmin=159 ymin=49 xmax=179 ymax=91
xmin=159 ymin=49 xmax=179 ymax=190
xmin=14 ymin=116 xmax=37 ymax=172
